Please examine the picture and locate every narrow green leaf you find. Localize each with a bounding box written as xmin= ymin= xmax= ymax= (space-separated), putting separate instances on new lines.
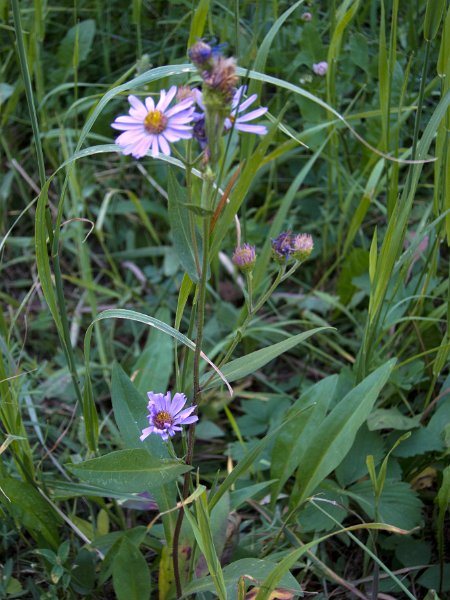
xmin=424 ymin=0 xmax=445 ymax=41
xmin=369 ymin=227 xmax=377 ymax=285
xmin=187 ymin=0 xmax=209 ymax=48
xmin=201 ymin=327 xmax=331 ymax=389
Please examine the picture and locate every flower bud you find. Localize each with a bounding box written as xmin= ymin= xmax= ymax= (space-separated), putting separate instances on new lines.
xmin=301 ymin=11 xmax=313 ymax=21
xmin=232 ymin=244 xmax=256 ymax=272
xmin=312 ymin=61 xmax=328 ymax=76
xmin=188 ymin=41 xmax=214 ymax=68
xmin=271 ymin=232 xmax=293 ymax=263
xmin=291 ymin=233 xmax=314 ymax=261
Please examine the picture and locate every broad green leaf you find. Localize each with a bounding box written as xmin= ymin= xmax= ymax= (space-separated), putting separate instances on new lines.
xmin=347 ymin=479 xmax=423 ymax=530
xmin=270 ymin=375 xmax=338 ymax=505
xmin=111 ymin=363 xmax=167 ymax=458
xmin=419 ymin=565 xmax=450 ymax=593
xmin=68 ymin=449 xmax=190 ymax=493
xmin=57 ymin=20 xmax=96 ymax=67
xmin=367 ymin=408 xmax=421 ymax=431
xmin=201 ymin=327 xmax=331 ymax=389
xmin=168 ymin=170 xmax=202 ymax=283
xmin=132 ymin=306 xmax=173 ymax=395
xmin=335 ymin=426 xmax=385 ymax=486
xmin=112 ymin=537 xmax=151 ymax=600
xmin=289 ymin=359 xmax=396 ymax=508
xmin=182 ymin=558 xmax=302 ymax=599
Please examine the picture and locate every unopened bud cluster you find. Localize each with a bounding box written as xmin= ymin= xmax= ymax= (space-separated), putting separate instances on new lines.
xmin=271 ymin=232 xmax=314 ymax=263
xmin=188 ymin=41 xmax=238 ymax=108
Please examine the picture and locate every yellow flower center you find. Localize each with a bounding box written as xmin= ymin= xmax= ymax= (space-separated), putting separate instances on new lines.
xmin=154 ymin=410 xmax=173 ymax=429
xmin=144 ymin=110 xmax=168 ymax=134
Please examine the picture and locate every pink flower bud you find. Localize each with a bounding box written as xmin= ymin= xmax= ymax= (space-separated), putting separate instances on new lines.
xmin=312 ymin=61 xmax=328 ymax=76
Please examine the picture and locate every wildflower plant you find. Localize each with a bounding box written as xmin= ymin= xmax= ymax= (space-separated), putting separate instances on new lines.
xmin=100 ymin=39 xmax=319 ymax=596
xmin=12 ymin=4 xmax=442 ymax=598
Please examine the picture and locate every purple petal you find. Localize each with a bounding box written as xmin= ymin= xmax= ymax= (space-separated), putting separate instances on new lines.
xmin=116 ymin=130 xmax=146 ymax=145
xmin=145 ymin=96 xmax=155 ymax=112
xmin=236 ymin=94 xmax=258 ymax=113
xmin=235 ymin=123 xmax=267 ymax=135
xmin=165 ymin=127 xmax=193 ymax=140
xmin=157 ymin=86 xmax=177 ymax=112
xmin=140 ymin=426 xmax=155 ymax=441
xmin=232 ymin=86 xmax=247 ymax=108
xmin=124 ymin=136 xmax=152 ymax=158
xmin=128 ymin=95 xmax=147 ymax=118
xmin=236 ymin=106 xmax=268 ymax=123
xmin=158 ymin=135 xmax=171 ymax=155
xmin=111 ymin=115 xmax=144 ymax=130
xmin=165 ymin=101 xmax=195 ymax=119
xmin=150 ymin=392 xmax=165 ymax=412
xmin=181 ymin=415 xmax=198 ymax=425
xmin=193 ymin=88 xmax=205 ymax=110
xmin=163 ymin=391 xmax=172 ymax=412
xmin=170 ymin=393 xmax=187 ymax=415
xmin=168 ymin=114 xmax=195 ymax=126
xmin=162 ymin=129 xmax=182 ymax=143
xmin=175 ymin=405 xmax=197 ymax=423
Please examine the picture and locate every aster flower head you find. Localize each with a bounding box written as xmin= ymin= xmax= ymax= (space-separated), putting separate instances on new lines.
xmin=111 ymin=86 xmax=195 ymax=159
xmin=193 ymin=86 xmax=267 ymax=139
xmin=232 ymin=243 xmax=256 ymax=272
xmin=271 ymin=232 xmax=294 ymax=263
xmin=312 ymin=61 xmax=328 ymax=76
xmin=140 ymin=391 xmax=198 ymax=442
xmin=291 ymin=233 xmax=314 ymax=261
xmin=224 ymin=86 xmax=268 ymax=135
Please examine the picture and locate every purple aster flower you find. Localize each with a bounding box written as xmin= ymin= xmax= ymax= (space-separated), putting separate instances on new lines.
xmin=232 ymin=243 xmax=256 ymax=272
xmin=224 ymin=86 xmax=268 ymax=135
xmin=312 ymin=61 xmax=328 ymax=76
xmin=111 ymin=86 xmax=195 ymax=159
xmin=140 ymin=391 xmax=198 ymax=441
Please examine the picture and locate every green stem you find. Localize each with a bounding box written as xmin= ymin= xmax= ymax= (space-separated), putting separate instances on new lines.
xmin=204 ymin=265 xmax=287 ymax=384
xmin=173 ymin=175 xmax=213 ymax=599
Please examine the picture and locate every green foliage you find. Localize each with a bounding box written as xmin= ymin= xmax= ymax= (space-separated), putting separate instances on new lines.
xmin=68 ymin=449 xmax=191 ymax=492
xmin=2 ymin=0 xmax=450 ymax=597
